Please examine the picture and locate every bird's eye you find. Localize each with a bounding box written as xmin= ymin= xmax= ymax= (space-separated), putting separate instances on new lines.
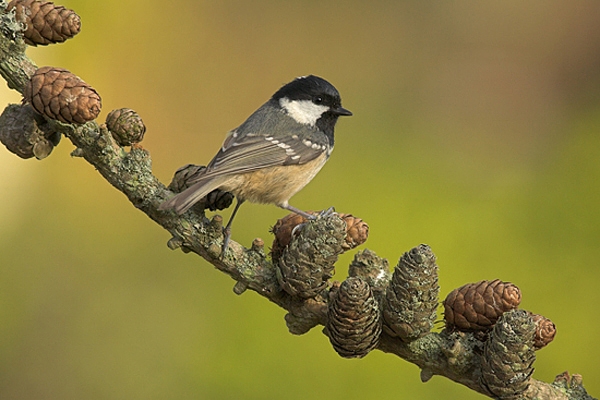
xmin=313 ymin=96 xmax=323 ymax=104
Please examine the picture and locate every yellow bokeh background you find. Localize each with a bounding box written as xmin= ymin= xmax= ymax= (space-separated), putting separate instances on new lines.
xmin=1 ymin=1 xmax=599 ymax=399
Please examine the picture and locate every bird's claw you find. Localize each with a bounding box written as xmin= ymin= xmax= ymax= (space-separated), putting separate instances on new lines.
xmin=317 ymin=206 xmax=337 ymax=218
xmin=290 ymin=206 xmax=337 ymax=237
xmin=291 ymin=223 xmax=305 ymax=237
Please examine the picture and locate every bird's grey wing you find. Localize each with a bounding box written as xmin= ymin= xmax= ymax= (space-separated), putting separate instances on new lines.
xmin=164 ymin=131 xmax=326 ymax=214
xmin=196 ymin=118 xmax=328 ymax=180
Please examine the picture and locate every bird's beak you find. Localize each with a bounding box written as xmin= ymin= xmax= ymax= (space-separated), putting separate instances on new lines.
xmin=332 ymin=106 xmax=352 ymax=116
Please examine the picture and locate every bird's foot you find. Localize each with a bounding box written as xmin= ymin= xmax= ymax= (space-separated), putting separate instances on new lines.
xmin=317 ymin=206 xmax=337 ymax=218
xmin=290 ymin=207 xmax=337 ymax=236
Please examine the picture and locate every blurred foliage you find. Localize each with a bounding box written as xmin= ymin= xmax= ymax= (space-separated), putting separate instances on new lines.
xmin=1 ymin=1 xmax=600 ymax=399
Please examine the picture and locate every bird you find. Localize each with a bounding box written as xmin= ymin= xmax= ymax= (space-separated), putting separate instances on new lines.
xmin=159 ymin=75 xmax=352 ymax=251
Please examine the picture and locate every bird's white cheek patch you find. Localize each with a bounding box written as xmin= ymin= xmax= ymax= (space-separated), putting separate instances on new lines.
xmin=279 ymin=98 xmax=329 ymax=126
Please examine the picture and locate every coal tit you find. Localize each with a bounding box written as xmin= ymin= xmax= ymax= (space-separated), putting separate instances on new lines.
xmin=159 ymin=75 xmax=352 ymax=249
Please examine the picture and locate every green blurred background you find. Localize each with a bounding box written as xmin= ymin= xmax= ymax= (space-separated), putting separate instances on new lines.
xmin=1 ymin=1 xmax=599 ymax=399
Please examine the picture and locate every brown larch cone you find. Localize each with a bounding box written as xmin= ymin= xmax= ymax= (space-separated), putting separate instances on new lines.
xmin=167 ymin=164 xmax=234 ymax=212
xmin=382 ymin=244 xmax=439 ymax=341
xmin=106 ymin=108 xmax=146 ymax=146
xmin=326 ymin=277 xmax=382 ymax=358
xmin=443 ymin=279 xmax=521 ymax=332
xmin=340 ymin=214 xmax=369 ymax=250
xmin=270 ymin=212 xmax=368 ymax=263
xmin=23 ymin=66 xmax=101 ymax=124
xmin=270 ymin=212 xmax=307 ymax=262
xmin=276 ymin=213 xmax=346 ymax=298
xmin=480 ymin=310 xmax=536 ymax=399
xmin=0 ymin=103 xmax=60 ymax=159
xmin=7 ymin=0 xmax=81 ymax=46
xmin=530 ymin=313 xmax=556 ymax=349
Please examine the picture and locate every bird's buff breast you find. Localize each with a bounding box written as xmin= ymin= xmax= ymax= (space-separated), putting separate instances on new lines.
xmin=221 ymin=154 xmax=328 ymax=205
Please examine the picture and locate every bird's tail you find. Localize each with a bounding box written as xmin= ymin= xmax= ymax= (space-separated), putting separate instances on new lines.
xmin=159 ymin=175 xmax=228 ymax=215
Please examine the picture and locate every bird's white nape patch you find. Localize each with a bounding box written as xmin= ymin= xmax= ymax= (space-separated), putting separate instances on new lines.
xmin=279 ymin=97 xmax=329 ymax=126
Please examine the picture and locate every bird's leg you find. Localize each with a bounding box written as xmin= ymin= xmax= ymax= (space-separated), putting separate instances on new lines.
xmin=222 ymin=198 xmax=245 ymax=254
xmin=280 ymin=203 xmax=316 ymax=220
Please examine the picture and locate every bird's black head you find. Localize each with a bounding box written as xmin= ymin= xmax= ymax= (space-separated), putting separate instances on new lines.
xmin=271 ymin=75 xmax=352 ymax=139
xmin=272 ymin=75 xmax=352 ymax=117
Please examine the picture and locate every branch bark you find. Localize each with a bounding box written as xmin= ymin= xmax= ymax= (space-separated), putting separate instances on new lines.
xmin=0 ymin=5 xmax=596 ymax=400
